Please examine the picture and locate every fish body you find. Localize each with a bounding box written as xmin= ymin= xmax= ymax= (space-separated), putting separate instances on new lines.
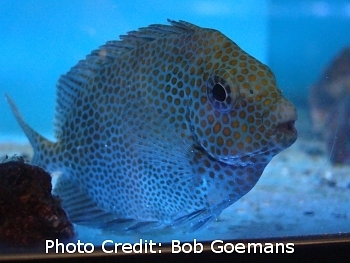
xmin=7 ymin=20 xmax=297 ymax=231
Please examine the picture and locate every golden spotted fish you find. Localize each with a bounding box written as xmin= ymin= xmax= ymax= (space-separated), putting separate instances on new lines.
xmin=6 ymin=20 xmax=298 ymax=231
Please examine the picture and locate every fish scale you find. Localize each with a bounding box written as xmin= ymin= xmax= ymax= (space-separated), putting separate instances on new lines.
xmin=6 ymin=19 xmax=297 ymax=231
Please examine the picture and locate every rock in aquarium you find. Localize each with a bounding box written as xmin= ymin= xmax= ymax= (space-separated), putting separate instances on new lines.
xmin=0 ymin=156 xmax=74 ymax=246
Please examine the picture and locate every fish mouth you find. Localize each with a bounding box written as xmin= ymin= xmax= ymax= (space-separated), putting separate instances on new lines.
xmin=216 ymin=119 xmax=298 ymax=166
xmin=273 ymin=120 xmax=297 ymax=137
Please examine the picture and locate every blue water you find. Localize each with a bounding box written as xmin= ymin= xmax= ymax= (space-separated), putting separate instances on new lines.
xmin=1 ymin=0 xmax=350 ymax=255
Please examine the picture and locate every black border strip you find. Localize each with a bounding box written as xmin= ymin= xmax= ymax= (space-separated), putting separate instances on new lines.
xmin=1 ymin=233 xmax=349 ymax=262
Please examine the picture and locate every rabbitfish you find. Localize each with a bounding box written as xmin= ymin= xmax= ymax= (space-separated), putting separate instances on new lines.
xmin=7 ymin=20 xmax=298 ymax=231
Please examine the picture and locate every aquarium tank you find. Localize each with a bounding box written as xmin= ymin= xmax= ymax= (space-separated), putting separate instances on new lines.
xmin=0 ymin=0 xmax=349 ymax=261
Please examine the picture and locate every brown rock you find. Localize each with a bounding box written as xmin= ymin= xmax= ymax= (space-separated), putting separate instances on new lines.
xmin=0 ymin=156 xmax=74 ymax=246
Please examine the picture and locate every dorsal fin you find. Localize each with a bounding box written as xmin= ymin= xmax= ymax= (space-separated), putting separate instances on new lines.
xmin=54 ymin=19 xmax=197 ymax=139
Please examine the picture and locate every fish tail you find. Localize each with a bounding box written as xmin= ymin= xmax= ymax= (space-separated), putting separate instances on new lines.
xmin=5 ymin=94 xmax=56 ymax=169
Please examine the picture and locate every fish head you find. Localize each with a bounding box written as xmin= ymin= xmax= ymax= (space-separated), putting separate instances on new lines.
xmin=187 ymin=30 xmax=298 ymax=165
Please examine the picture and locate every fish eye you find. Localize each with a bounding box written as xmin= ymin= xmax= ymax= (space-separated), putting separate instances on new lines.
xmin=207 ymin=73 xmax=237 ymax=112
xmin=212 ymin=83 xmax=226 ymax=102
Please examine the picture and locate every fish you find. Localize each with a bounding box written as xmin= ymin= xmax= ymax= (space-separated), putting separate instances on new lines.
xmin=309 ymin=46 xmax=350 ymax=164
xmin=6 ymin=19 xmax=298 ymax=231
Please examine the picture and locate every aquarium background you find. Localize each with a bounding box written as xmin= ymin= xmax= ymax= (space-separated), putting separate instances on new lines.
xmin=1 ymin=0 xmax=350 ymax=249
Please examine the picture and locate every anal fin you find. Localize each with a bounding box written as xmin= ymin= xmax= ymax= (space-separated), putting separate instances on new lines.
xmin=53 ymin=175 xmax=136 ymax=230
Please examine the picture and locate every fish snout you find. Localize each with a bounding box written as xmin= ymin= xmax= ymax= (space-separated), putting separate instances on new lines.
xmin=265 ymin=99 xmax=298 ymax=148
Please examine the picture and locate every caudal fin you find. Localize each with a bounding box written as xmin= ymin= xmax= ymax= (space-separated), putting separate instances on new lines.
xmin=5 ymin=93 xmax=55 ymax=168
